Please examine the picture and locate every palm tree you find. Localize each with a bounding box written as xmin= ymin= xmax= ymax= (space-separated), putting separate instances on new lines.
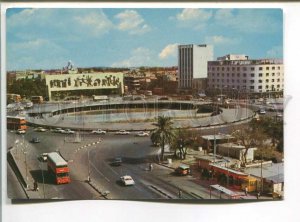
xmin=151 ymin=115 xmax=175 ymax=161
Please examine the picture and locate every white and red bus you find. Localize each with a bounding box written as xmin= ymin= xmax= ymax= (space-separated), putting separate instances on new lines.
xmin=7 ymin=116 xmax=27 ymax=130
xmin=47 ymin=152 xmax=71 ymax=184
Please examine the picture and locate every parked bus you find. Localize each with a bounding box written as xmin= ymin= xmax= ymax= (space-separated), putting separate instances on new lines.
xmin=31 ymin=96 xmax=44 ymax=104
xmin=7 ymin=116 xmax=27 ymax=130
xmin=47 ymin=152 xmax=71 ymax=184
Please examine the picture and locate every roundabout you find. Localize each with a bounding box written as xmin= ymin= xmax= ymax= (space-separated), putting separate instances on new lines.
xmin=25 ymin=99 xmax=255 ymax=131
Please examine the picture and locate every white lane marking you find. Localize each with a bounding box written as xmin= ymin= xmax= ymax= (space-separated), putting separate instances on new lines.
xmin=90 ymin=161 xmax=110 ymax=182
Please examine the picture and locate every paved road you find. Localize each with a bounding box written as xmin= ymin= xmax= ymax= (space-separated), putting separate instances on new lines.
xmin=7 ymin=129 xmax=219 ymax=200
xmin=7 ymin=163 xmax=28 ymax=199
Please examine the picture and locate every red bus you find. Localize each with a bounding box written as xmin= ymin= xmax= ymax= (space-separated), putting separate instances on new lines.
xmin=7 ymin=116 xmax=27 ymax=130
xmin=47 ymin=152 xmax=71 ymax=184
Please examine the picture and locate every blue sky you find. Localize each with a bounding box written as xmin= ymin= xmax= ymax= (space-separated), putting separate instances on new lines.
xmin=6 ymin=8 xmax=283 ymax=71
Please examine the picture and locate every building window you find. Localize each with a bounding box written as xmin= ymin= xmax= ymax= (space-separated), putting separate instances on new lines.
xmin=250 ymin=80 xmax=255 ymax=84
xmin=237 ymin=67 xmax=240 ymax=71
xmin=266 ymin=67 xmax=270 ymax=70
xmin=227 ymin=67 xmax=230 ymax=71
xmin=258 ymin=80 xmax=262 ymax=83
xmin=227 ymin=73 xmax=229 ymax=77
xmin=277 ymin=79 xmax=280 ymax=82
xmin=277 ymin=66 xmax=281 ymax=70
xmin=232 ymin=73 xmax=235 ymax=77
xmin=277 ymin=72 xmax=280 ymax=76
xmin=266 ymin=79 xmax=269 ymax=83
xmin=237 ymin=79 xmax=240 ymax=83
xmin=243 ymin=73 xmax=246 ymax=77
xmin=237 ymin=73 xmax=240 ymax=77
xmin=217 ymin=73 xmax=220 ymax=77
xmin=259 ymin=73 xmax=263 ymax=77
xmin=258 ymin=86 xmax=262 ymax=89
xmin=222 ymin=67 xmax=225 ymax=71
xmin=272 ymin=79 xmax=275 ymax=82
xmin=212 ymin=67 xmax=215 ymax=71
xmin=272 ymin=73 xmax=275 ymax=76
xmin=222 ymin=73 xmax=224 ymax=77
xmin=251 ymin=73 xmax=255 ymax=77
xmin=259 ymin=67 xmax=263 ymax=70
xmin=232 ymin=67 xmax=235 ymax=71
xmin=217 ymin=79 xmax=220 ymax=82
xmin=243 ymin=67 xmax=247 ymax=71
xmin=221 ymin=79 xmax=223 ymax=82
xmin=272 ymin=66 xmax=275 ymax=70
xmin=232 ymin=79 xmax=235 ymax=83
xmin=251 ymin=67 xmax=255 ymax=71
xmin=250 ymin=86 xmax=254 ymax=89
xmin=212 ymin=73 xmax=214 ymax=76
xmin=243 ymin=80 xmax=247 ymax=83
xmin=217 ymin=67 xmax=219 ymax=71
xmin=277 ymin=84 xmax=280 ymax=88
xmin=212 ymin=79 xmax=215 ymax=82
xmin=266 ymin=73 xmax=269 ymax=77
xmin=227 ymin=79 xmax=229 ymax=82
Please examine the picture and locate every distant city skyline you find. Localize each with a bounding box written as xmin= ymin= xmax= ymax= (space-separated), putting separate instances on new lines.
xmin=6 ymin=8 xmax=283 ymax=71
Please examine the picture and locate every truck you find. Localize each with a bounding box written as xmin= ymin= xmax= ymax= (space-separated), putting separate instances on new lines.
xmin=47 ymin=152 xmax=71 ymax=184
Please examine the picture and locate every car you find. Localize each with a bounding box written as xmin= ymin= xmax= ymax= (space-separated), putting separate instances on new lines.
xmin=35 ymin=127 xmax=47 ymax=132
xmin=120 ymin=175 xmax=135 ymax=186
xmin=62 ymin=129 xmax=75 ymax=134
xmin=39 ymin=153 xmax=48 ymax=162
xmin=16 ymin=129 xmax=26 ymax=134
xmin=135 ymin=131 xmax=150 ymax=137
xmin=115 ymin=130 xmax=130 ymax=135
xmin=91 ymin=129 xmax=107 ymax=135
xmin=30 ymin=137 xmax=41 ymax=143
xmin=175 ymin=165 xmax=191 ymax=176
xmin=52 ymin=128 xmax=65 ymax=133
xmin=259 ymin=109 xmax=266 ymax=114
xmin=111 ymin=157 xmax=122 ymax=166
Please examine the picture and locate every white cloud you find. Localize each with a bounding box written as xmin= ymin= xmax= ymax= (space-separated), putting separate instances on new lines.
xmin=204 ymin=35 xmax=239 ymax=45
xmin=266 ymin=46 xmax=283 ymax=58
xmin=159 ymin=43 xmax=178 ymax=59
xmin=111 ymin=47 xmax=154 ymax=67
xmin=115 ymin=10 xmax=151 ymax=35
xmin=173 ymin=9 xmax=212 ymax=30
xmin=176 ymin=9 xmax=212 ymax=21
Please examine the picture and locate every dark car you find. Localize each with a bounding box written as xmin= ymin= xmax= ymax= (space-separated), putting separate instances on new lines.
xmin=175 ymin=165 xmax=190 ymax=176
xmin=111 ymin=157 xmax=122 ymax=166
xmin=31 ymin=137 xmax=41 ymax=143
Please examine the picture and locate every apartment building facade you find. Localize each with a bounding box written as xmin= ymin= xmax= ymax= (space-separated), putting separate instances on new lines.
xmin=207 ymin=54 xmax=284 ymax=93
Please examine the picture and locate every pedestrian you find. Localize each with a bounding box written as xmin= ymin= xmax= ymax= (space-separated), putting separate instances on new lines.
xmin=33 ymin=181 xmax=39 ymax=191
xmin=178 ymin=189 xmax=182 ymax=199
xmin=244 ymin=186 xmax=248 ymax=196
xmin=256 ymin=192 xmax=260 ymax=199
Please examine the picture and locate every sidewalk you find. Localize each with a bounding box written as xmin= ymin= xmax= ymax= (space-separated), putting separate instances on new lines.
xmin=8 ymin=148 xmax=42 ymax=199
xmin=157 ymin=152 xmax=267 ymax=200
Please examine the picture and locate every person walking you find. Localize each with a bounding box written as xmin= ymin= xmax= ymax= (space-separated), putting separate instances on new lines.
xmin=256 ymin=192 xmax=260 ymax=199
xmin=178 ymin=189 xmax=182 ymax=199
xmin=33 ymin=181 xmax=39 ymax=191
xmin=244 ymin=186 xmax=248 ymax=196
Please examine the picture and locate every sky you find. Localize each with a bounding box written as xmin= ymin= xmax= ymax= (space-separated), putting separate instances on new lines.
xmin=6 ymin=8 xmax=283 ymax=71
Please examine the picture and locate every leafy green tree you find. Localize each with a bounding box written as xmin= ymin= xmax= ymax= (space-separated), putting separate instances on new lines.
xmin=151 ymin=116 xmax=175 ymax=161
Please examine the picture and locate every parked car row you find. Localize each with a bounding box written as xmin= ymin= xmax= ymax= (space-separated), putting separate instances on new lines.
xmin=52 ymin=128 xmax=75 ymax=134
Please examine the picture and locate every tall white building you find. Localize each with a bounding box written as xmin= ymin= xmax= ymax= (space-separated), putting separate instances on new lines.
xmin=178 ymin=44 xmax=213 ymax=92
xmin=207 ymin=54 xmax=284 ymax=93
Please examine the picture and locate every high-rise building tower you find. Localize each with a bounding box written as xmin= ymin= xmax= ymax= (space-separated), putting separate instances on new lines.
xmin=178 ymin=44 xmax=213 ymax=92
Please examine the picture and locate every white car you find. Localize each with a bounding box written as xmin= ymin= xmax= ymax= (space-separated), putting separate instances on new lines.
xmin=259 ymin=109 xmax=266 ymax=114
xmin=35 ymin=127 xmax=47 ymax=132
xmin=120 ymin=175 xmax=135 ymax=186
xmin=136 ymin=131 xmax=150 ymax=137
xmin=16 ymin=129 xmax=26 ymax=134
xmin=62 ymin=129 xmax=75 ymax=134
xmin=91 ymin=129 xmax=107 ymax=135
xmin=115 ymin=130 xmax=130 ymax=135
xmin=39 ymin=153 xmax=48 ymax=162
xmin=52 ymin=128 xmax=65 ymax=133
